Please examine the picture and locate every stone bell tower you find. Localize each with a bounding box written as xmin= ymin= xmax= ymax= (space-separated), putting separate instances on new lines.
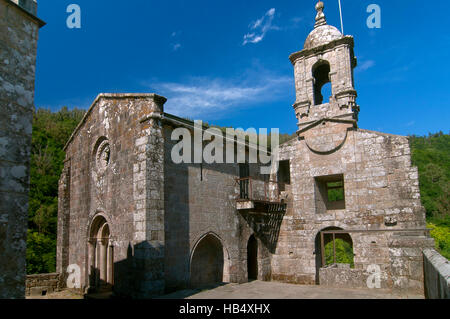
xmin=289 ymin=1 xmax=359 ymax=139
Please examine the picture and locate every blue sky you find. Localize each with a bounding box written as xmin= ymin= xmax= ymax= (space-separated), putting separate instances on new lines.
xmin=35 ymin=0 xmax=450 ymax=135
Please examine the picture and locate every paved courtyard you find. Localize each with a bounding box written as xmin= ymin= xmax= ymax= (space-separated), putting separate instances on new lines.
xmin=26 ymin=281 xmax=424 ymax=299
xmin=160 ymin=281 xmax=424 ymax=300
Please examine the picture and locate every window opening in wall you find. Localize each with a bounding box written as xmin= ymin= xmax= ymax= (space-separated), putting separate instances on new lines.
xmin=315 ymin=227 xmax=354 ymax=284
xmin=312 ymin=61 xmax=331 ymax=105
xmin=277 ymin=160 xmax=291 ymax=192
xmin=314 ymin=174 xmax=346 ymax=212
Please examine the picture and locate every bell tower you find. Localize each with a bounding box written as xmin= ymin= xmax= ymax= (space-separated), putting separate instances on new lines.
xmin=290 ymin=1 xmax=359 ymax=135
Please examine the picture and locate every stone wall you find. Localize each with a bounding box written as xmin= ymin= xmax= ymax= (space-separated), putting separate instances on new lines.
xmin=389 ymin=232 xmax=435 ymax=294
xmin=273 ymin=128 xmax=433 ymax=291
xmin=59 ymin=104 xmax=276 ymax=297
xmin=25 ymin=273 xmax=60 ymax=296
xmin=58 ymin=94 xmax=167 ymax=298
xmin=162 ymin=117 xmax=270 ymax=292
xmin=423 ymin=249 xmax=450 ymax=299
xmin=57 ymin=1 xmax=436 ymax=298
xmin=319 ymin=266 xmax=381 ymax=289
xmin=9 ymin=0 xmax=37 ymax=15
xmin=271 ymin=3 xmax=433 ymax=293
xmin=0 ymin=0 xmax=43 ymax=299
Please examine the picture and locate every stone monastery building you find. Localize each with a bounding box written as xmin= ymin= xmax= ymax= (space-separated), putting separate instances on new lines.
xmin=57 ymin=2 xmax=434 ymax=298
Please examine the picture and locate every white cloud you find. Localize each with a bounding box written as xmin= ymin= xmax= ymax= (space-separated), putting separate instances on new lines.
xmin=170 ymin=31 xmax=182 ymax=51
xmin=172 ymin=43 xmax=181 ymax=51
xmin=145 ymin=73 xmax=291 ymax=118
xmin=289 ymin=16 xmax=303 ymax=28
xmin=243 ymin=8 xmax=278 ymax=45
xmin=358 ymin=60 xmax=376 ymax=71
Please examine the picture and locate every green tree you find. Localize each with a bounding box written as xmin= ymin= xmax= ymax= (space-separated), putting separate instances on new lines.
xmin=324 ymin=238 xmax=355 ymax=268
xmin=410 ymin=133 xmax=450 ymax=258
xmin=27 ymin=107 xmax=85 ymax=274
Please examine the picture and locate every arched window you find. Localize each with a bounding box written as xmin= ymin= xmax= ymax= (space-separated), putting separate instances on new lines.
xmin=312 ymin=61 xmax=331 ymax=105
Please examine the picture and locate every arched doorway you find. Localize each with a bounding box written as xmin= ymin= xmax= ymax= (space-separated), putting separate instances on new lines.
xmin=190 ymin=234 xmax=224 ymax=288
xmin=247 ymin=235 xmax=258 ymax=281
xmin=88 ymin=215 xmax=114 ymax=292
xmin=315 ymin=227 xmax=354 ymax=284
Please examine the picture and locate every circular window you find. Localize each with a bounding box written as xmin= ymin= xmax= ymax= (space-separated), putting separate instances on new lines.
xmin=96 ymin=140 xmax=110 ymax=172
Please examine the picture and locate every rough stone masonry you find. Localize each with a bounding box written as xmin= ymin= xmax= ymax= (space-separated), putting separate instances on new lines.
xmin=0 ymin=0 xmax=44 ymax=299
xmin=56 ymin=1 xmax=435 ymax=298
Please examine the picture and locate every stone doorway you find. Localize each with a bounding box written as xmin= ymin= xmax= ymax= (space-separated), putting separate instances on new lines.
xmin=315 ymin=227 xmax=354 ymax=284
xmin=190 ymin=234 xmax=224 ymax=288
xmin=88 ymin=216 xmax=114 ymax=292
xmin=247 ymin=235 xmax=258 ymax=281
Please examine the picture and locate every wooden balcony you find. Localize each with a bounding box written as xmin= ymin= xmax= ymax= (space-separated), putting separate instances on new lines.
xmin=235 ymin=177 xmax=287 ymax=213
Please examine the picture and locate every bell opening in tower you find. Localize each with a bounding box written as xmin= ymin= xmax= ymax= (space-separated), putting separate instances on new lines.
xmin=312 ymin=61 xmax=331 ymax=105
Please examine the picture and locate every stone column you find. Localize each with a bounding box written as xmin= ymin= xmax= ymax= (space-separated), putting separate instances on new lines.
xmin=95 ymin=239 xmax=101 ymax=288
xmin=87 ymin=239 xmax=96 ymax=289
xmin=107 ymin=241 xmax=114 ymax=285
xmin=100 ymin=239 xmax=107 ymax=283
xmin=132 ymin=94 xmax=167 ymax=298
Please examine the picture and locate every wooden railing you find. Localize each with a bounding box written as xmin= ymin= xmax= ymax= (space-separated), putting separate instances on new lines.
xmin=235 ymin=177 xmax=285 ymax=202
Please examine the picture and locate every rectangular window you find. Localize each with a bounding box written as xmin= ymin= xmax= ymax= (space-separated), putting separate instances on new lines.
xmin=278 ymin=160 xmax=291 ymax=192
xmin=278 ymin=160 xmax=291 ymax=184
xmin=315 ymin=174 xmax=346 ymax=212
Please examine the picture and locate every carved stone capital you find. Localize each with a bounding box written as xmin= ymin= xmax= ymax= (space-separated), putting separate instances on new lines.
xmin=293 ymin=100 xmax=311 ymax=120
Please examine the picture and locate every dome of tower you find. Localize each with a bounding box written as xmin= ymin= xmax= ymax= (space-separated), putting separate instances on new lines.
xmin=304 ymin=24 xmax=343 ymax=50
xmin=304 ymin=1 xmax=343 ymax=50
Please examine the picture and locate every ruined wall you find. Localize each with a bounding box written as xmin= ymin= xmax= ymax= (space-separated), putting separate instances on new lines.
xmin=25 ymin=273 xmax=60 ymax=296
xmin=276 ymin=3 xmax=434 ymax=292
xmin=163 ymin=122 xmax=266 ymax=291
xmin=319 ymin=266 xmax=377 ymax=289
xmin=273 ymin=128 xmax=433 ymax=292
xmin=389 ymin=232 xmax=434 ymax=293
xmin=423 ymin=249 xmax=450 ymax=299
xmin=0 ymin=0 xmax=42 ymax=299
xmin=58 ymin=94 xmax=167 ymax=298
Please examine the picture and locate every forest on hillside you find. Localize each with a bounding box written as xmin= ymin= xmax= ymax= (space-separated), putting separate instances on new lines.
xmin=27 ymin=108 xmax=85 ymax=274
xmin=26 ymin=108 xmax=450 ymax=274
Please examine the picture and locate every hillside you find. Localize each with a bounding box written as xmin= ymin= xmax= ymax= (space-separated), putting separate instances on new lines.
xmin=26 ymin=108 xmax=449 ymax=273
xmin=27 ymin=107 xmax=85 ymax=274
xmin=410 ymin=132 xmax=450 ymax=258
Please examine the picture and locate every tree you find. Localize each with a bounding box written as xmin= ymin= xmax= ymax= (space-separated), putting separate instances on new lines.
xmin=27 ymin=107 xmax=85 ymax=274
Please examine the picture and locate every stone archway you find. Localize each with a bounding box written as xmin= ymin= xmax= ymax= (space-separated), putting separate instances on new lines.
xmin=190 ymin=234 xmax=225 ymax=288
xmin=315 ymin=226 xmax=354 ymax=285
xmin=88 ymin=215 xmax=114 ymax=292
xmin=247 ymin=235 xmax=258 ymax=281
